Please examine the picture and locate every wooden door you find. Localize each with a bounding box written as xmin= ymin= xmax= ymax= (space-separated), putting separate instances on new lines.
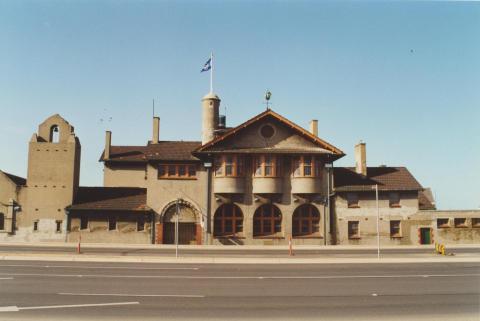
xmin=420 ymin=228 xmax=431 ymax=244
xmin=163 ymin=222 xmax=197 ymax=245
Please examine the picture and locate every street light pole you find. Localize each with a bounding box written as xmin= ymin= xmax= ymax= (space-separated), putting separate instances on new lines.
xmin=375 ymin=184 xmax=380 ymax=259
xmin=175 ymin=199 xmax=179 ymax=258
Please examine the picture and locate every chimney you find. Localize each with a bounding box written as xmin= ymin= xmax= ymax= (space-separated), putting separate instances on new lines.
xmin=309 ymin=119 xmax=318 ymax=136
xmin=104 ymin=131 xmax=111 ymax=160
xmin=355 ymin=141 xmax=367 ymax=176
xmin=152 ymin=117 xmax=160 ymax=144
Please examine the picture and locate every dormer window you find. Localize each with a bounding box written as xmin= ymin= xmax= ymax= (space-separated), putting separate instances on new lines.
xmin=214 ymin=155 xmax=244 ymax=177
xmin=50 ymin=125 xmax=60 ymax=143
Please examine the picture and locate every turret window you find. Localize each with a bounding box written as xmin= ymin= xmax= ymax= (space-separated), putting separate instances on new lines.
xmin=292 ymin=156 xmax=322 ymax=177
xmin=215 ymin=155 xmax=244 ymax=177
xmin=253 ymin=155 xmax=282 ymax=177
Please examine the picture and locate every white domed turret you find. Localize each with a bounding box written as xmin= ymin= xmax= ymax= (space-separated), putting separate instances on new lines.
xmin=201 ymin=93 xmax=221 ymax=144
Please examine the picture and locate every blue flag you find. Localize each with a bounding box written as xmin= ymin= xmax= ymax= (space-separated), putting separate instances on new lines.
xmin=201 ymin=58 xmax=212 ymax=72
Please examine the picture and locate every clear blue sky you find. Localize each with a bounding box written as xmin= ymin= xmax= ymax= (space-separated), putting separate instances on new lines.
xmin=1 ymin=1 xmax=479 ymax=209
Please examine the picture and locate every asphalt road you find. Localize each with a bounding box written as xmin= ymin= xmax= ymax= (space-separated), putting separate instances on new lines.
xmin=0 ymin=244 xmax=478 ymax=258
xmin=0 ymin=261 xmax=478 ymax=320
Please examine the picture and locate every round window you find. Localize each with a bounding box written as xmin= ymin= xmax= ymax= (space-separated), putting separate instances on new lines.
xmin=260 ymin=124 xmax=275 ymax=139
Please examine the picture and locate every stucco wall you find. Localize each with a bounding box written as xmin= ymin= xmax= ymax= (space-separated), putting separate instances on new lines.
xmin=104 ymin=164 xmax=147 ymax=188
xmin=333 ymin=191 xmax=420 ymax=245
xmin=67 ymin=214 xmax=152 ymax=244
xmin=412 ymin=210 xmax=480 ymax=244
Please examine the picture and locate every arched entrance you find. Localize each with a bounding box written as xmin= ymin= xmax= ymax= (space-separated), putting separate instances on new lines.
xmin=158 ymin=201 xmax=201 ymax=245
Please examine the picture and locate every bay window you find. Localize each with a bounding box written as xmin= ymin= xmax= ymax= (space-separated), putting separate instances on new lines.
xmin=293 ymin=156 xmax=322 ymax=177
xmin=215 ymin=155 xmax=244 ymax=177
xmin=253 ymin=155 xmax=282 ymax=177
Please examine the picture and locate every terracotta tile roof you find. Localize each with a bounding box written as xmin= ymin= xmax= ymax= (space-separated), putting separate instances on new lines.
xmin=195 ymin=109 xmax=345 ymax=157
xmin=334 ymin=167 xmax=423 ymax=192
xmin=419 ymin=189 xmax=436 ymax=210
xmin=1 ymin=171 xmax=26 ymax=186
xmin=101 ymin=141 xmax=201 ymax=163
xmin=68 ymin=187 xmax=149 ymax=212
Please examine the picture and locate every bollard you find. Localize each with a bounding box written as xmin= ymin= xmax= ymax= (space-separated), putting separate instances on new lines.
xmin=288 ymin=235 xmax=294 ymax=256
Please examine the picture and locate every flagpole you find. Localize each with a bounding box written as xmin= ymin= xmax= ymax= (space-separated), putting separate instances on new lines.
xmin=210 ymin=52 xmax=213 ymax=93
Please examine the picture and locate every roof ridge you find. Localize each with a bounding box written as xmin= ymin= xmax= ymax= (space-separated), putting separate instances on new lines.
xmin=195 ymin=109 xmax=344 ymax=155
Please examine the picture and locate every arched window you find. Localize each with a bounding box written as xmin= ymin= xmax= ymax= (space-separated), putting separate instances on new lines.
xmin=0 ymin=213 xmax=4 ymax=230
xmin=50 ymin=125 xmax=60 ymax=143
xmin=214 ymin=204 xmax=243 ymax=237
xmin=253 ymin=204 xmax=282 ymax=237
xmin=292 ymin=204 xmax=320 ymax=237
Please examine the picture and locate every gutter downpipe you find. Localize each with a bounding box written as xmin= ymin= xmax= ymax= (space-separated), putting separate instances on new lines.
xmin=205 ymin=160 xmax=213 ymax=245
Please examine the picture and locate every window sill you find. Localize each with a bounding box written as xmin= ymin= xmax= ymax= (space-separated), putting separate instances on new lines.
xmin=214 ymin=235 xmax=245 ymax=239
xmin=389 ymin=205 xmax=401 ymax=208
xmin=348 ymin=236 xmax=361 ymax=240
xmin=292 ymin=236 xmax=323 ymax=239
xmin=348 ymin=205 xmax=360 ymax=209
xmin=455 ymin=225 xmax=468 ymax=228
xmin=253 ymin=236 xmax=285 ymax=239
xmin=390 ymin=235 xmax=403 ymax=239
xmin=437 ymin=226 xmax=450 ymax=229
xmin=158 ymin=177 xmax=197 ymax=180
xmin=214 ymin=176 xmax=245 ymax=178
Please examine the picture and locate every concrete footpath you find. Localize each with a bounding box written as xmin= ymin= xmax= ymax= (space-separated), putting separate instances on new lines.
xmin=0 ymin=242 xmax=479 ymax=264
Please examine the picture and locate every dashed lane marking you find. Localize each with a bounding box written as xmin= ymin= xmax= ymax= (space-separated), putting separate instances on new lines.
xmin=58 ymin=292 xmax=205 ymax=298
xmin=0 ymin=301 xmax=139 ymax=312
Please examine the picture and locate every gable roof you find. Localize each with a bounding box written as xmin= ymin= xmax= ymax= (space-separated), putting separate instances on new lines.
xmin=419 ymin=189 xmax=436 ymax=210
xmin=1 ymin=171 xmax=26 ymax=186
xmin=68 ymin=187 xmax=149 ymax=211
xmin=334 ymin=167 xmax=423 ymax=192
xmin=195 ymin=109 xmax=344 ymax=156
xmin=101 ymin=141 xmax=202 ymax=163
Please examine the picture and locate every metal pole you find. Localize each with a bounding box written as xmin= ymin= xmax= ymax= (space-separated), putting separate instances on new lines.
xmin=375 ymin=184 xmax=380 ymax=259
xmin=325 ymin=166 xmax=330 ymax=246
xmin=210 ymin=52 xmax=213 ymax=93
xmin=175 ymin=199 xmax=179 ymax=258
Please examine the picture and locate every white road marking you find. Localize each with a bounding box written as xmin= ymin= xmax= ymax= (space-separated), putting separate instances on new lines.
xmin=0 ymin=272 xmax=478 ymax=279
xmin=0 ymin=302 xmax=139 ymax=312
xmin=0 ymin=264 xmax=199 ymax=270
xmin=0 ymin=277 xmax=13 ymax=280
xmin=58 ymin=292 xmax=205 ymax=298
xmin=0 ymin=306 xmax=19 ymax=312
xmin=371 ymin=293 xmax=378 ymax=296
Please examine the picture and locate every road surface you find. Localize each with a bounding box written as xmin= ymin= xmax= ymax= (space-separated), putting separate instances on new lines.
xmin=0 ymin=260 xmax=478 ymax=320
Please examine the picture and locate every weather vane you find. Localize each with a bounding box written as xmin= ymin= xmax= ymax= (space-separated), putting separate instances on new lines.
xmin=265 ymin=90 xmax=272 ymax=110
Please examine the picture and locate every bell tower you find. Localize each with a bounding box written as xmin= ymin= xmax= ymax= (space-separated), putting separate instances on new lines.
xmin=23 ymin=114 xmax=81 ymax=237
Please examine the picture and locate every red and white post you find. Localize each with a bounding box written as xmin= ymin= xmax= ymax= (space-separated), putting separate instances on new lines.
xmin=288 ymin=235 xmax=294 ymax=256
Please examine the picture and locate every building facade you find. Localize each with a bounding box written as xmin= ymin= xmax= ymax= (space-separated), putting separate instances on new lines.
xmin=1 ymin=93 xmax=479 ymax=245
